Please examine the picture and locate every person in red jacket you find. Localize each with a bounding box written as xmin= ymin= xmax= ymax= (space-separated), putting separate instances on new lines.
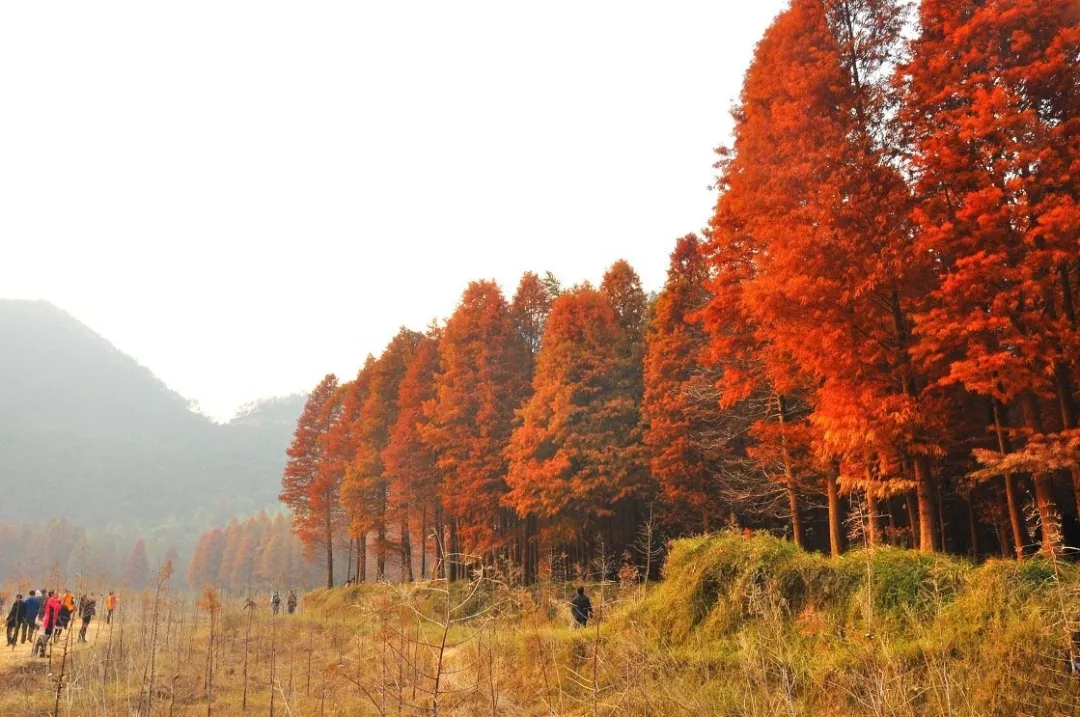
xmin=34 ymin=591 xmax=62 ymax=657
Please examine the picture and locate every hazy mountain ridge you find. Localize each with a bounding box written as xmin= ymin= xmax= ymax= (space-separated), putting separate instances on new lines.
xmin=0 ymin=299 xmax=304 ymax=535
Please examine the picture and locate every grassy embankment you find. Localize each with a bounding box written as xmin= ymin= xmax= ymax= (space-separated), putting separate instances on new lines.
xmin=3 ymin=531 xmax=1080 ymax=715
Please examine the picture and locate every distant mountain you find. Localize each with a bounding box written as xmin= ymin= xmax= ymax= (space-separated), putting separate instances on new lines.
xmin=0 ymin=299 xmax=303 ymax=546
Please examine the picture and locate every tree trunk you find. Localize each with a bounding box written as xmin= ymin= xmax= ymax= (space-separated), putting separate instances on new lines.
xmin=886 ymin=499 xmax=897 ymax=546
xmin=377 ymin=523 xmax=386 ymax=581
xmin=777 ymin=394 xmax=805 ymax=549
xmin=1060 ymin=263 xmax=1077 ymax=327
xmin=825 ymin=473 xmax=843 ymax=557
xmin=420 ymin=507 xmax=428 ymax=580
xmin=965 ymin=495 xmax=980 ymax=558
xmin=434 ymin=505 xmax=445 ymax=580
xmin=864 ymin=482 xmax=882 ymax=548
xmin=1022 ymin=392 xmax=1062 ymax=554
xmin=914 ymin=457 xmax=939 ymax=552
xmin=937 ymin=479 xmax=948 ymax=552
xmin=358 ymin=534 xmax=367 ymax=584
xmin=992 ymin=400 xmax=1030 ymax=558
xmin=996 ymin=520 xmax=1011 ymax=558
xmin=324 ymin=512 xmax=334 ymax=589
xmin=522 ymin=515 xmax=536 ymax=586
xmin=448 ymin=520 xmax=459 ymax=582
xmin=1050 ymin=362 xmax=1080 ymax=516
xmin=905 ymin=492 xmax=919 ymax=549
xmin=401 ymin=518 xmax=413 ymax=583
xmin=786 ymin=481 xmax=804 ymax=550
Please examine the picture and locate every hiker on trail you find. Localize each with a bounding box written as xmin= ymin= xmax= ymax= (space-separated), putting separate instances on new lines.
xmin=6 ymin=593 xmax=24 ymax=646
xmin=286 ymin=590 xmax=298 ymax=615
xmin=35 ymin=591 xmax=62 ymax=657
xmin=55 ymin=589 xmax=74 ymax=643
xmin=570 ymin=586 xmax=593 ymax=629
xmin=271 ymin=591 xmax=281 ymax=615
xmin=21 ymin=590 xmax=41 ymax=644
xmin=105 ymin=592 xmax=117 ymax=624
xmin=78 ymin=594 xmax=96 ymax=643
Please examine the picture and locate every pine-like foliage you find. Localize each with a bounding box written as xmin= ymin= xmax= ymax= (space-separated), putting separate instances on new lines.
xmin=422 ymin=282 xmax=531 ymax=557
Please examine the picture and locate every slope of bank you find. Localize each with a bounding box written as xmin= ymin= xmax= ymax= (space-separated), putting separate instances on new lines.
xmin=613 ymin=532 xmax=1080 ymax=714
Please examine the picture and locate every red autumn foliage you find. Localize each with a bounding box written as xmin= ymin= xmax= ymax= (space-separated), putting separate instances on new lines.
xmin=422 ymin=281 xmax=531 ymax=559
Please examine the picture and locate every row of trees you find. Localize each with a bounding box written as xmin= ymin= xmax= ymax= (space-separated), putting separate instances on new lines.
xmin=282 ymin=0 xmax=1080 ymax=586
xmin=0 ymin=519 xmax=168 ymax=591
xmin=280 ymin=265 xmax=652 ymax=586
xmin=186 ymin=512 xmax=322 ymax=592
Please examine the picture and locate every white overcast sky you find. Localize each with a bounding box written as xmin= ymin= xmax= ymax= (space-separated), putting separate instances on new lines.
xmin=1 ymin=1 xmax=786 ymax=421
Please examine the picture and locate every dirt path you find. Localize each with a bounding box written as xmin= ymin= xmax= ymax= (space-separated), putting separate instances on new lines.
xmin=0 ymin=621 xmax=113 ymax=673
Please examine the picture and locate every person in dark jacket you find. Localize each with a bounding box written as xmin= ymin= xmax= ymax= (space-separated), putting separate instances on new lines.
xmin=286 ymin=590 xmax=298 ymax=615
xmin=570 ymin=586 xmax=593 ymax=629
xmin=6 ymin=593 xmax=24 ymax=646
xmin=21 ymin=590 xmax=41 ymax=644
xmin=78 ymin=595 xmax=96 ymax=643
xmin=55 ymin=592 xmax=73 ymax=643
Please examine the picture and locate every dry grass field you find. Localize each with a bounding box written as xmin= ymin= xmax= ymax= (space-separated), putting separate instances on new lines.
xmin=5 ymin=531 xmax=1080 ymax=716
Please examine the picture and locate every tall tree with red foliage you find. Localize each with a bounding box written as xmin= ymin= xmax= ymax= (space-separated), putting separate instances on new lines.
xmin=510 ymin=272 xmax=556 ymax=582
xmin=187 ymin=527 xmax=226 ymax=589
xmin=511 ymin=272 xmax=554 ymax=361
xmin=331 ymin=357 xmax=375 ymax=581
xmin=280 ymin=373 xmax=343 ymax=587
xmin=643 ymin=235 xmax=731 ymax=531
xmin=122 ymin=538 xmax=149 ymax=590
xmin=384 ymin=330 xmax=441 ymax=581
xmin=341 ymin=328 xmax=420 ymax=580
xmin=422 ymin=281 xmax=531 ymax=572
xmin=905 ymin=0 xmax=1080 ymax=552
xmin=704 ymin=0 xmax=943 ymax=553
xmin=506 ymin=285 xmax=650 ymax=565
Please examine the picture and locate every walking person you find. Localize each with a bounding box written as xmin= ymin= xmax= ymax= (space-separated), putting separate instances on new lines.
xmin=55 ymin=590 xmax=74 ymax=643
xmin=78 ymin=594 xmax=96 ymax=643
xmin=6 ymin=593 xmax=24 ymax=647
xmin=271 ymin=591 xmax=281 ymax=616
xmin=21 ymin=590 xmax=41 ymax=644
xmin=286 ymin=590 xmax=298 ymax=615
xmin=104 ymin=592 xmax=117 ymax=624
xmin=35 ymin=591 xmax=62 ymax=657
xmin=570 ymin=586 xmax=593 ymax=629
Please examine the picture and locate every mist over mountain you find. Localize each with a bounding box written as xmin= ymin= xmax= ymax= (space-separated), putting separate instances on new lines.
xmin=0 ymin=299 xmax=303 ymax=541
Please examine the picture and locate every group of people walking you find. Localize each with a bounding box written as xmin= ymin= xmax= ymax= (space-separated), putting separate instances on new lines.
xmin=5 ymin=589 xmax=117 ymax=656
xmin=269 ymin=590 xmax=298 ymax=615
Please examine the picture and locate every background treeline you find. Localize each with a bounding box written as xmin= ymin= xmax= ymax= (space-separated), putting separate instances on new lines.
xmin=0 ymin=518 xmax=175 ymax=591
xmin=186 ymin=512 xmax=323 ymax=593
xmin=277 ymin=0 xmax=1080 ymax=587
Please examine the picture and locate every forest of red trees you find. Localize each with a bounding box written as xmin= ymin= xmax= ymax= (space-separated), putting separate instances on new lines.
xmin=186 ymin=512 xmax=322 ymax=593
xmin=278 ymin=0 xmax=1080 ymax=587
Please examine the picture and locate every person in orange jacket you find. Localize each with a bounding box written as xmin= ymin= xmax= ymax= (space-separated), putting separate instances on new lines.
xmin=105 ymin=592 xmax=118 ymax=625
